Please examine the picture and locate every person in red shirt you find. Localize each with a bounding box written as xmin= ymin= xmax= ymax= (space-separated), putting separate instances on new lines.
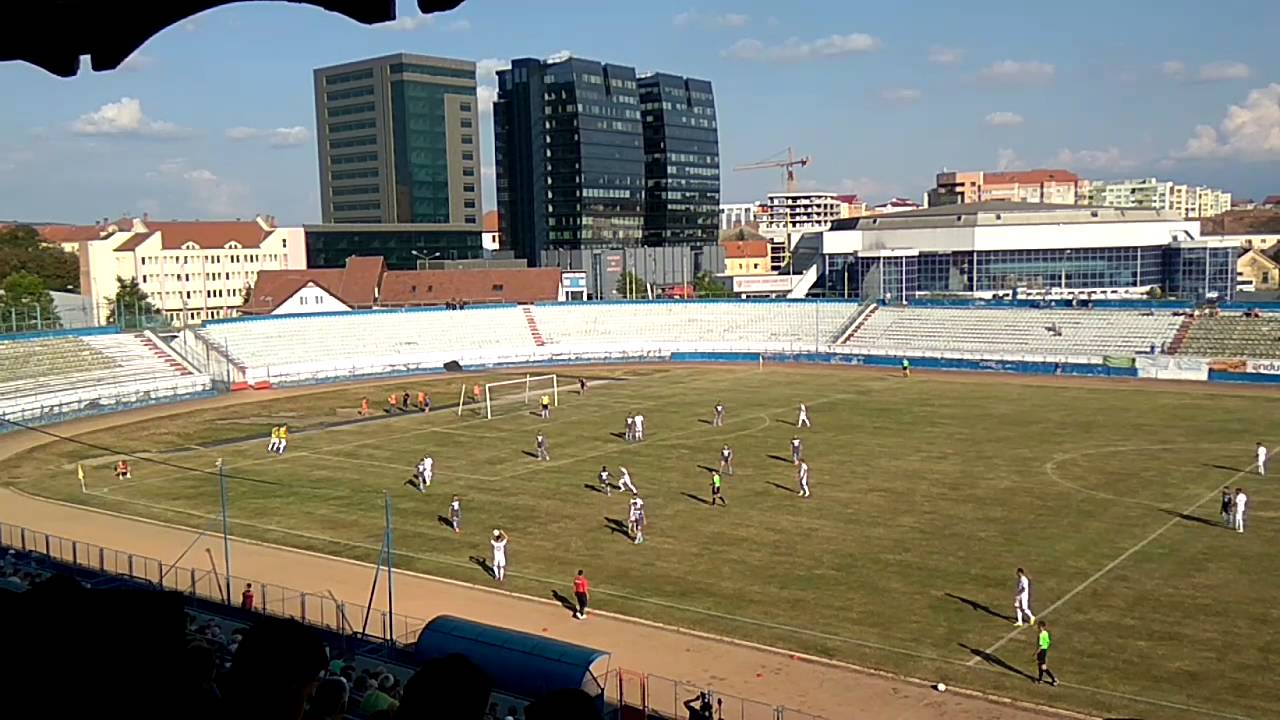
xmin=240 ymin=582 xmax=254 ymax=611
xmin=572 ymin=570 xmax=590 ymax=620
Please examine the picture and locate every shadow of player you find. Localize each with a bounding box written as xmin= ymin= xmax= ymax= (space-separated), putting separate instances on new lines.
xmin=1203 ymin=463 xmax=1247 ymax=474
xmin=603 ymin=516 xmax=631 ymax=538
xmin=681 ymin=492 xmax=711 ymax=505
xmin=436 ymin=515 xmax=454 ymax=529
xmin=695 ymin=464 xmax=717 ymax=473
xmin=697 ymin=418 xmax=712 ymax=425
xmin=468 ymin=556 xmax=495 ymax=579
xmin=765 ymin=481 xmax=794 ymax=493
xmin=550 ymin=590 xmax=578 ymax=615
xmin=766 ymin=454 xmax=792 ymax=464
xmin=958 ymin=644 xmax=1036 ymax=681
xmin=521 ymin=450 xmax=538 ymax=459
xmin=1157 ymin=508 xmax=1220 ymax=528
xmin=583 ymin=483 xmax=605 ymax=494
xmin=945 ymin=592 xmax=1014 ymax=622
xmin=610 ymin=431 xmax=627 ymax=440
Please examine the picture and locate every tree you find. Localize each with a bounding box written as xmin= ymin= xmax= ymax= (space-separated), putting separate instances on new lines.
xmin=692 ymin=271 xmax=731 ymax=299
xmin=615 ymin=271 xmax=648 ymax=299
xmin=105 ymin=277 xmax=165 ymax=330
xmin=0 ymin=271 xmax=60 ymax=332
xmin=0 ymin=225 xmax=80 ymax=293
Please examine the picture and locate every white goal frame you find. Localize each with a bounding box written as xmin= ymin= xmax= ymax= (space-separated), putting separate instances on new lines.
xmin=484 ymin=374 xmax=558 ymax=419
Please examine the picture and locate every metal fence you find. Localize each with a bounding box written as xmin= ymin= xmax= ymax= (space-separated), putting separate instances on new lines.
xmin=2 ymin=522 xmax=824 ymax=719
xmin=600 ymin=669 xmax=827 ymax=720
xmin=0 ymin=521 xmax=429 ymax=646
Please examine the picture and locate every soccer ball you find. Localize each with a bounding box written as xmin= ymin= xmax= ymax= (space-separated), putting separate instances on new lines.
xmin=492 ymin=529 xmax=501 ymax=538
xmin=935 ymin=683 xmax=947 ymax=693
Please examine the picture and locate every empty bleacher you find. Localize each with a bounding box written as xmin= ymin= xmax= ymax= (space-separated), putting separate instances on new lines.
xmin=0 ymin=331 xmax=211 ymax=423
xmin=1175 ymin=315 xmax=1280 ymax=358
xmin=530 ymin=301 xmax=861 ymax=347
xmin=844 ymin=306 xmax=1183 ymax=357
xmin=197 ymin=306 xmax=537 ymax=372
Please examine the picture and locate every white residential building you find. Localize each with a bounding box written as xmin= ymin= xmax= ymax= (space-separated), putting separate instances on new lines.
xmin=1083 ymin=178 xmax=1231 ymax=219
xmin=719 ymin=202 xmax=763 ymax=230
xmin=79 ymin=215 xmax=307 ymax=326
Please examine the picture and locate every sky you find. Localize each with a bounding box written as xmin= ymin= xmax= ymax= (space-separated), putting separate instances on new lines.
xmin=1 ymin=0 xmax=1278 ymax=225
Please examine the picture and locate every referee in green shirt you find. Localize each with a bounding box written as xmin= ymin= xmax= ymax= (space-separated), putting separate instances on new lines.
xmin=1036 ymin=621 xmax=1059 ymax=686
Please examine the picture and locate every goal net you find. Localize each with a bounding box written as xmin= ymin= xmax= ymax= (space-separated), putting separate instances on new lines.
xmin=483 ymin=374 xmax=558 ymax=419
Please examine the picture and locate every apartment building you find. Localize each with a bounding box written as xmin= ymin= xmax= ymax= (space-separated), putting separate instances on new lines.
xmin=79 ymin=215 xmax=306 ymax=325
xmin=929 ymin=169 xmax=1081 ymax=207
xmin=1082 ymin=178 xmax=1231 ymax=219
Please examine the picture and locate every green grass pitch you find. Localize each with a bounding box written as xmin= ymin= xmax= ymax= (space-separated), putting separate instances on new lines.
xmin=8 ymin=365 xmax=1278 ymax=719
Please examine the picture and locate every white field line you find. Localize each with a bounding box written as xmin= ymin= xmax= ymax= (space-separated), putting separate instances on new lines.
xmin=16 ymin=487 xmax=1254 ymax=720
xmin=972 ymin=458 xmax=1262 ymax=664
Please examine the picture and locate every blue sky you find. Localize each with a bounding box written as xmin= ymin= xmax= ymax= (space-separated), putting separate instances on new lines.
xmin=1 ymin=0 xmax=1277 ymax=224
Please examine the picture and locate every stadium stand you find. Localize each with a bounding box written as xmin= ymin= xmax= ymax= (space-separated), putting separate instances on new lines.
xmin=1174 ymin=315 xmax=1280 ymax=358
xmin=530 ymin=301 xmax=860 ymax=347
xmin=0 ymin=330 xmax=212 ymax=423
xmin=843 ymin=305 xmax=1184 ymax=357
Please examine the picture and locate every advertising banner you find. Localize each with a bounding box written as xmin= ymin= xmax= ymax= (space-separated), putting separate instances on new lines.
xmin=1246 ymin=359 xmax=1280 ymax=375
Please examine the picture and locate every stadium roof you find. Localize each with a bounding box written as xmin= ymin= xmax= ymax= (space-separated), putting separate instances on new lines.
xmin=3 ymin=1 xmax=465 ymax=78
xmin=414 ymin=615 xmax=609 ymax=702
xmin=827 ymin=201 xmax=1186 ymax=232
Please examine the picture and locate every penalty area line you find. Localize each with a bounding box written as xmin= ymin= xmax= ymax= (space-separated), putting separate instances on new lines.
xmin=972 ymin=458 xmax=1262 ymax=664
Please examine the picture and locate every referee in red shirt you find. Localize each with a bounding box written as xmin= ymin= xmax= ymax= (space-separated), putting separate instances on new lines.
xmin=573 ymin=570 xmax=590 ymax=620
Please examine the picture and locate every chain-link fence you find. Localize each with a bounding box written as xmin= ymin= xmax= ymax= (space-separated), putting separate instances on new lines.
xmin=2 ymin=522 xmax=824 ymax=719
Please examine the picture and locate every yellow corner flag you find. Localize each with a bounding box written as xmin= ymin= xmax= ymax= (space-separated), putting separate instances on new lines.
xmin=77 ymin=463 xmax=86 ymax=493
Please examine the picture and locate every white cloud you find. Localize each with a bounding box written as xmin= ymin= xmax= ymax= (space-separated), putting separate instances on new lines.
xmin=378 ymin=14 xmax=434 ymax=31
xmin=1176 ymin=83 xmax=1280 ymax=160
xmin=978 ymin=60 xmax=1055 ymax=86
xmin=118 ymin=53 xmax=153 ymax=73
xmin=150 ymin=158 xmax=250 ymax=218
xmin=723 ymin=33 xmax=882 ymax=62
xmin=69 ymin=97 xmax=191 ymax=138
xmin=1160 ymin=60 xmax=1186 ymax=80
xmin=1054 ymin=146 xmax=1136 ymax=171
xmin=1198 ymin=61 xmax=1251 ymax=82
xmin=474 ymin=57 xmax=512 ymax=115
xmin=224 ymin=126 xmax=311 ymax=147
xmin=995 ymin=147 xmax=1021 ymax=171
xmin=448 ymin=18 xmax=471 ymax=31
xmin=928 ymin=46 xmax=965 ymax=65
xmin=477 ymin=85 xmax=498 ymax=114
xmin=546 ymin=49 xmax=573 ymax=64
xmin=881 ymin=88 xmax=922 ymax=103
xmin=1163 ymin=59 xmax=1251 ymax=83
xmin=985 ymin=111 xmax=1025 ymax=127
xmin=674 ymin=9 xmax=749 ymax=29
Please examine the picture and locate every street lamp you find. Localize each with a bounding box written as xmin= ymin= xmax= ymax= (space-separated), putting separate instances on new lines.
xmin=410 ymin=250 xmax=441 ymax=270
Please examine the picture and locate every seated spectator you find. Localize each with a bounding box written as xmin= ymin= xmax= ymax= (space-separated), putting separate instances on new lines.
xmin=303 ymin=676 xmax=349 ymax=720
xmin=359 ymin=672 xmax=400 ymax=715
xmin=395 ymin=654 xmax=491 ymax=720
xmin=223 ymin=618 xmax=328 ymax=720
xmin=348 ymin=673 xmax=370 ymax=714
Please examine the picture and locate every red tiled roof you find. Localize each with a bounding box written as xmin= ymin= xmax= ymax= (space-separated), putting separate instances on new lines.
xmin=722 ymin=240 xmax=769 ymax=259
xmin=1262 ymin=195 xmax=1280 ymax=207
xmin=482 ymin=210 xmax=499 ymax=232
xmin=36 ymin=224 xmax=102 ymax=244
xmin=834 ymin=194 xmax=863 ymax=204
xmin=1201 ymin=209 xmax=1280 ymax=236
xmin=337 ymin=256 xmax=385 ymax=305
xmin=379 ymin=267 xmax=561 ymax=305
xmin=240 ymin=270 xmax=347 ymax=314
xmin=984 ymin=169 xmax=1079 ymax=185
xmin=111 ymin=220 xmax=270 ymax=252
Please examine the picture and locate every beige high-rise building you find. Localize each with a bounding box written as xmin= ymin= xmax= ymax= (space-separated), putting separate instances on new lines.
xmin=929 ymin=169 xmax=1081 ymax=207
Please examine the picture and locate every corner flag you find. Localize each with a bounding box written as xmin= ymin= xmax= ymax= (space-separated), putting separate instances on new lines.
xmin=77 ymin=463 xmax=85 ymax=493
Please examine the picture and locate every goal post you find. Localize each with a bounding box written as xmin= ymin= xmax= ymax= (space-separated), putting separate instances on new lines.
xmin=484 ymin=374 xmax=558 ymax=419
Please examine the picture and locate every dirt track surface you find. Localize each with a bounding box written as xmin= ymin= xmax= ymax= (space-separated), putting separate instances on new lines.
xmin=0 ymin=365 xmax=1183 ymax=720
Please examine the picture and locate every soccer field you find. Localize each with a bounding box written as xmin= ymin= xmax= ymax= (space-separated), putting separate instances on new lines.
xmin=9 ymin=365 xmax=1278 ymax=719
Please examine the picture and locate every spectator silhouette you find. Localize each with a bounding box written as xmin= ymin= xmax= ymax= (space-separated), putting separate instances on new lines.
xmin=181 ymin=641 xmax=222 ymax=720
xmin=395 ymin=653 xmax=492 ymax=719
xmin=525 ymin=688 xmax=604 ymax=720
xmin=223 ymin=618 xmax=327 ymax=720
xmin=303 ymin=676 xmax=349 ymax=720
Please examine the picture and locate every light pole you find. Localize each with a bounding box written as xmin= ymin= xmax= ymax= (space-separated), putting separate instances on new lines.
xmin=216 ymin=457 xmax=232 ymax=605
xmin=410 ymin=250 xmax=441 ymax=271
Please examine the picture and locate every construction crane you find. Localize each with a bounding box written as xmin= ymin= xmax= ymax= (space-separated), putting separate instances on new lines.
xmin=733 ymin=147 xmax=811 ymax=192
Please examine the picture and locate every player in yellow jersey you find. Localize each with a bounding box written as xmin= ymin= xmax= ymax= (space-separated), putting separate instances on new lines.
xmin=267 ymin=425 xmax=280 ymax=454
xmin=275 ymin=424 xmax=289 ymax=455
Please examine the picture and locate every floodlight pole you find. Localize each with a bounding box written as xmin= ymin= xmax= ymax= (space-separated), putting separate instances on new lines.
xmin=216 ymin=458 xmax=232 ymax=604
xmin=383 ymin=490 xmax=395 ymax=643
